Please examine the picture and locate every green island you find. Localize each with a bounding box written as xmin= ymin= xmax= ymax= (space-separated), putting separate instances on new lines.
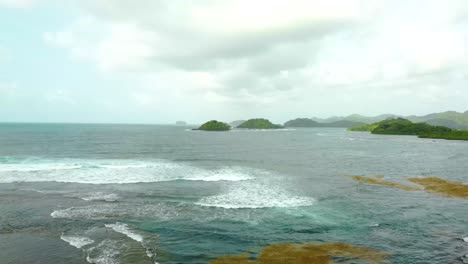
xmin=237 ymin=118 xmax=283 ymax=129
xmin=197 ymin=120 xmax=231 ymax=131
xmin=348 ymin=118 xmax=468 ymax=140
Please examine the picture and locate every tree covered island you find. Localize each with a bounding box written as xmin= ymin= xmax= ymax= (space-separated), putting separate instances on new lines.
xmin=197 ymin=120 xmax=231 ymax=131
xmin=348 ymin=118 xmax=468 ymax=140
xmin=237 ymin=118 xmax=283 ymax=129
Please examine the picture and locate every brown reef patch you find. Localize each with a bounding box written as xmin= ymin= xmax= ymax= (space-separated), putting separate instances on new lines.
xmin=352 ymin=175 xmax=468 ymax=198
xmin=352 ymin=176 xmax=419 ymax=191
xmin=408 ymin=177 xmax=468 ymax=198
xmin=211 ymin=242 xmax=390 ymax=264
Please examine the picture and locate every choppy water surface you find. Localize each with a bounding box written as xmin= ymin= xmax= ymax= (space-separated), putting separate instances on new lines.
xmin=0 ymin=123 xmax=467 ymax=263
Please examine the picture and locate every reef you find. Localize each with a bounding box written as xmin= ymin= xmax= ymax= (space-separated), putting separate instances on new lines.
xmin=211 ymin=242 xmax=390 ymax=264
xmin=352 ymin=176 xmax=468 ymax=198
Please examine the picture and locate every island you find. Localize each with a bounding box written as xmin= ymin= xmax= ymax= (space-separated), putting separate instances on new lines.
xmin=284 ymin=118 xmax=365 ymax=128
xmin=196 ymin=120 xmax=231 ymax=131
xmin=237 ymin=118 xmax=283 ymax=129
xmin=348 ymin=118 xmax=468 ymax=140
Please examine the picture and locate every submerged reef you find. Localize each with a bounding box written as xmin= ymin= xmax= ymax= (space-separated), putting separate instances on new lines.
xmin=211 ymin=242 xmax=390 ymax=264
xmin=352 ymin=176 xmax=468 ymax=198
xmin=352 ymin=176 xmax=418 ymax=191
xmin=408 ymin=177 xmax=468 ymax=198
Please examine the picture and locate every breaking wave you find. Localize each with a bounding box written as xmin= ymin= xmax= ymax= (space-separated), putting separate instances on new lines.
xmin=0 ymin=158 xmax=257 ymax=184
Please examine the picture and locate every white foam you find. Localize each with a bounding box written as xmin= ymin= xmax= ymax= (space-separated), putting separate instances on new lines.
xmin=80 ymin=192 xmax=120 ymax=202
xmin=0 ymin=159 xmax=256 ymax=184
xmin=86 ymin=240 xmax=120 ymax=264
xmin=105 ymin=222 xmax=143 ymax=243
xmin=61 ymin=235 xmax=94 ymax=249
xmin=51 ymin=205 xmax=128 ymax=220
xmin=98 ymin=164 xmax=148 ymax=169
xmin=105 ymin=223 xmax=157 ymax=261
xmin=196 ymin=182 xmax=315 ymax=209
xmin=186 ymin=167 xmax=255 ymax=182
xmin=0 ymin=163 xmax=81 ymax=172
xmin=463 ymin=237 xmax=468 ymax=242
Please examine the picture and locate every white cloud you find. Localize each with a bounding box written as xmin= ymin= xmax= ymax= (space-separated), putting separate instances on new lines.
xmin=0 ymin=81 xmax=18 ymax=101
xmin=41 ymin=0 xmax=468 ymax=120
xmin=0 ymin=0 xmax=37 ymax=8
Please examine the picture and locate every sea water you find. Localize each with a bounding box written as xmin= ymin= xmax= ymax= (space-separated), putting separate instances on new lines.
xmin=0 ymin=123 xmax=467 ymax=263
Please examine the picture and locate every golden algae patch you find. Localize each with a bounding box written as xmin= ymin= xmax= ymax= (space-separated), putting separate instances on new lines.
xmin=211 ymin=242 xmax=390 ymax=264
xmin=352 ymin=175 xmax=468 ymax=199
xmin=352 ymin=176 xmax=419 ymax=191
xmin=408 ymin=177 xmax=468 ymax=198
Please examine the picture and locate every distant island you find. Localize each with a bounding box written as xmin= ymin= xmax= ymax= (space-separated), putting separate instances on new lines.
xmin=311 ymin=110 xmax=468 ymax=130
xmin=175 ymin=121 xmax=187 ymax=125
xmin=284 ymin=118 xmax=364 ymax=128
xmin=348 ymin=118 xmax=468 ymax=140
xmin=237 ymin=118 xmax=283 ymax=129
xmin=196 ymin=120 xmax=231 ymax=131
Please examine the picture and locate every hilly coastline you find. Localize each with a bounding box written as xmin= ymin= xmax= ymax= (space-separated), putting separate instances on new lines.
xmin=308 ymin=111 xmax=468 ymax=130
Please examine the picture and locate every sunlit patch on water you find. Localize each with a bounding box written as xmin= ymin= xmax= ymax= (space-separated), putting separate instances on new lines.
xmin=211 ymin=242 xmax=391 ymax=264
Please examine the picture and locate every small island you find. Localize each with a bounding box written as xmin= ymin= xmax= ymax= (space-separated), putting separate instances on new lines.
xmin=237 ymin=118 xmax=283 ymax=129
xmin=196 ymin=120 xmax=231 ymax=131
xmin=348 ymin=118 xmax=468 ymax=140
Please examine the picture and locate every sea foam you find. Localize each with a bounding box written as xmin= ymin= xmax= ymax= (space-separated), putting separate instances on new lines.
xmin=60 ymin=235 xmax=94 ymax=249
xmin=105 ymin=223 xmax=143 ymax=243
xmin=195 ymin=182 xmax=315 ymax=209
xmin=0 ymin=159 xmax=256 ymax=184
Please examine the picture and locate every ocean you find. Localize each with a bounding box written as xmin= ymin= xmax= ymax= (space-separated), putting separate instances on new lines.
xmin=0 ymin=123 xmax=466 ymax=263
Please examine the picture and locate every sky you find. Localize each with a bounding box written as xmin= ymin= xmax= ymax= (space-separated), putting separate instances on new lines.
xmin=1 ymin=0 xmax=468 ymax=124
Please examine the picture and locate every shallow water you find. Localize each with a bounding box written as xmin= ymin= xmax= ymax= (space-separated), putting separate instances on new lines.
xmin=0 ymin=123 xmax=467 ymax=263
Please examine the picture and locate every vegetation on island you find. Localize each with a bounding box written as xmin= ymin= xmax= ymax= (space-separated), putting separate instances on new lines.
xmin=370 ymin=118 xmax=451 ymax=135
xmin=212 ymin=242 xmax=390 ymax=264
xmin=284 ymin=118 xmax=365 ymax=128
xmin=348 ymin=118 xmax=468 ymax=140
xmin=237 ymin=118 xmax=283 ymax=129
xmin=418 ymin=130 xmax=468 ymax=140
xmin=197 ymin=120 xmax=231 ymax=131
xmin=347 ymin=123 xmax=378 ymax=131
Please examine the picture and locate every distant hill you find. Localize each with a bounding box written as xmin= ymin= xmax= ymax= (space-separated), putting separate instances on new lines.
xmin=284 ymin=118 xmax=321 ymax=127
xmin=229 ymin=120 xmax=246 ymax=127
xmin=310 ymin=116 xmax=344 ymax=123
xmin=406 ymin=111 xmax=468 ymax=129
xmin=284 ymin=118 xmax=364 ymax=128
xmin=311 ymin=111 xmax=468 ymax=130
xmin=311 ymin=114 xmax=398 ymax=124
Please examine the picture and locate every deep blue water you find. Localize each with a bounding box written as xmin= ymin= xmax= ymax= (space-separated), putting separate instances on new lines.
xmin=0 ymin=123 xmax=467 ymax=263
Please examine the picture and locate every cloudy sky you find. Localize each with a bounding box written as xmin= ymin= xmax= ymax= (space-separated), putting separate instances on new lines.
xmin=1 ymin=0 xmax=468 ymax=124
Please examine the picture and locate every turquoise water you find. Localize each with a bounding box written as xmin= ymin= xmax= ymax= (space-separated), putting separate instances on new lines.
xmin=0 ymin=123 xmax=467 ymax=263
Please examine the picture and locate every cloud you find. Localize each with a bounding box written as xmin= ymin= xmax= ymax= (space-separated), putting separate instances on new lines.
xmin=0 ymin=0 xmax=37 ymax=8
xmin=41 ymin=0 xmax=468 ymax=120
